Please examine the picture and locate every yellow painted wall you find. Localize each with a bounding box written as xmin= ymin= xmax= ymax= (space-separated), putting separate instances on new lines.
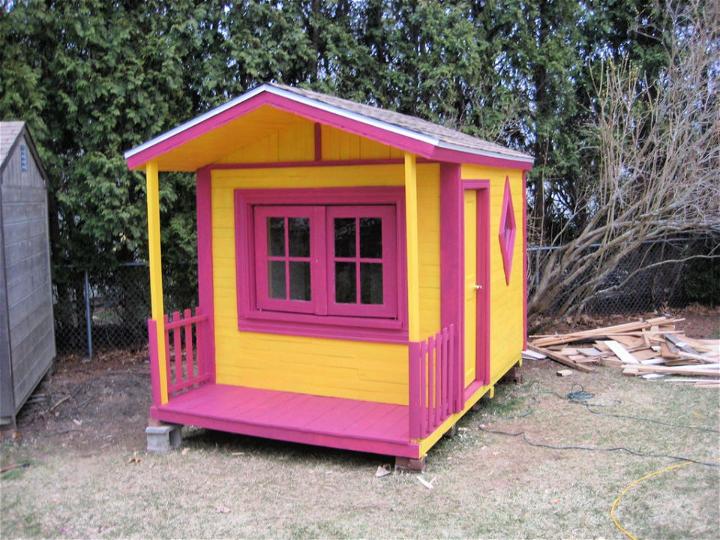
xmin=461 ymin=165 xmax=525 ymax=384
xmin=210 ymin=163 xmax=440 ymax=405
xmin=215 ymin=108 xmax=405 ymax=164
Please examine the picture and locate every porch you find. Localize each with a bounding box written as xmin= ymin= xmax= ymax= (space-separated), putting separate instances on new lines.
xmin=147 ymin=308 xmax=462 ymax=458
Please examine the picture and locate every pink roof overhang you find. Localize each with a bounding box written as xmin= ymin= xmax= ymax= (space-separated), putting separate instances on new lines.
xmin=124 ymin=84 xmax=534 ymax=172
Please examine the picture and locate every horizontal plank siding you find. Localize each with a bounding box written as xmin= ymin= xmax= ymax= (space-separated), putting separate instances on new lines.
xmin=1 ymin=132 xmax=55 ymax=421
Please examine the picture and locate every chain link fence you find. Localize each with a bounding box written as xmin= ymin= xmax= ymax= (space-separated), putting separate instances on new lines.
xmin=53 ymin=237 xmax=717 ymax=356
xmin=528 ymin=236 xmax=719 ymax=316
xmin=53 ymin=263 xmax=196 ymax=356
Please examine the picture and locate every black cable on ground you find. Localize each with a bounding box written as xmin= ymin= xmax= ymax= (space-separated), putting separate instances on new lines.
xmin=563 ymin=384 xmax=720 ymax=435
xmin=476 ymin=425 xmax=720 ymax=468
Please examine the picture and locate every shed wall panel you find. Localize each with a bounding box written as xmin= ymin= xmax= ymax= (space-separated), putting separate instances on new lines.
xmin=1 ymin=132 xmax=55 ymax=419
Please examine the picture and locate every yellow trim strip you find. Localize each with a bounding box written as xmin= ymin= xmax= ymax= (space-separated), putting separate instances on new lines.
xmin=145 ymin=161 xmax=168 ymax=404
xmin=404 ymin=153 xmax=420 ymax=342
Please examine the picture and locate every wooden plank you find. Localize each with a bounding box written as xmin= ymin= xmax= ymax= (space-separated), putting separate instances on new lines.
xmin=530 ymin=317 xmax=680 ymax=347
xmin=522 ymin=349 xmax=547 ymax=360
xmin=528 ymin=344 xmax=594 ymax=373
xmin=664 ymin=334 xmax=700 ymax=355
xmin=603 ymin=341 xmax=639 ymax=364
xmin=623 ymin=365 xmax=720 ymax=377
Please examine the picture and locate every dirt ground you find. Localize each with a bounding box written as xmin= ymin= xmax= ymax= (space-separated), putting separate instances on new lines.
xmin=1 ymin=308 xmax=719 ymax=538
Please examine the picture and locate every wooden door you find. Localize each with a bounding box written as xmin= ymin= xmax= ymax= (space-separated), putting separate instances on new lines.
xmin=463 ymin=186 xmax=490 ymax=388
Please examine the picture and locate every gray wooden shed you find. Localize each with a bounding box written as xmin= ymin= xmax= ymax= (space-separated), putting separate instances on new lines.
xmin=0 ymin=121 xmax=55 ymax=426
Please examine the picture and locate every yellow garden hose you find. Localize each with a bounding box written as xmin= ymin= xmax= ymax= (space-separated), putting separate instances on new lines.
xmin=610 ymin=462 xmax=691 ymax=540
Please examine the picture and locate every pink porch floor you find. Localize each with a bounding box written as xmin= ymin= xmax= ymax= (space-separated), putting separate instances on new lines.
xmin=151 ymin=384 xmax=420 ymax=458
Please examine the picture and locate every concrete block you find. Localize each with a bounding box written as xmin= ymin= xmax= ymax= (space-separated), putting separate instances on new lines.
xmin=394 ymin=456 xmax=426 ymax=472
xmin=146 ymin=424 xmax=182 ymax=453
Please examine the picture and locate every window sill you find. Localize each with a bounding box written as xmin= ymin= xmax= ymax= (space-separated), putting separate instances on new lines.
xmin=237 ymin=311 xmax=408 ymax=344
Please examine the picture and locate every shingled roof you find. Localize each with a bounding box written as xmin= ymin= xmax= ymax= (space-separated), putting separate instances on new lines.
xmin=271 ymin=84 xmax=532 ymax=162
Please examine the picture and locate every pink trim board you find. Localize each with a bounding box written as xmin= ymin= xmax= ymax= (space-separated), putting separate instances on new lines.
xmin=522 ymin=171 xmax=528 ymax=348
xmin=196 ymin=166 xmax=216 ymax=382
xmin=234 ymin=187 xmax=408 ymax=343
xmin=439 ymin=164 xmax=465 ymax=411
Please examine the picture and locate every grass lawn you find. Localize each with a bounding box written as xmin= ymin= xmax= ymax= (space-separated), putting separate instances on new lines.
xmin=1 ymin=355 xmax=719 ymax=538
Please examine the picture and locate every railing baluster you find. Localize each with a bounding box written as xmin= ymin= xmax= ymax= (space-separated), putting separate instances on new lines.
xmin=163 ymin=314 xmax=171 ymax=386
xmin=435 ymin=331 xmax=441 ymax=428
xmin=428 ymin=337 xmax=435 ymax=431
xmin=420 ymin=340 xmax=428 ymax=437
xmin=408 ymin=342 xmax=421 ymax=439
xmin=441 ymin=327 xmax=449 ymax=417
xmin=147 ymin=319 xmax=161 ymax=407
xmin=172 ymin=311 xmax=182 ymax=387
xmin=183 ymin=308 xmax=192 ymax=383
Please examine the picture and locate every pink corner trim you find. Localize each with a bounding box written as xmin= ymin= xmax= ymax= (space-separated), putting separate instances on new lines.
xmin=522 ymin=171 xmax=528 ymax=348
xmin=499 ymin=176 xmax=516 ymax=285
xmin=126 ymin=89 xmax=532 ymax=171
xmin=196 ymin=167 xmax=216 ymax=382
xmin=439 ymin=163 xmax=464 ymax=411
xmin=234 ymin=187 xmax=408 ymax=343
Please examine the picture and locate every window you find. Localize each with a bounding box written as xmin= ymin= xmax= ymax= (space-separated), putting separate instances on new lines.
xmin=235 ymin=188 xmax=406 ymax=342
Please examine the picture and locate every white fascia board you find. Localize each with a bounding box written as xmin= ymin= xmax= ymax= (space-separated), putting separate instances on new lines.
xmin=123 ymin=85 xmax=267 ymax=159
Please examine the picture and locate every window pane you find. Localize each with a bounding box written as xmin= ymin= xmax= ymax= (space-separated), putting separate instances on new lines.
xmin=289 ymin=217 xmax=310 ymax=257
xmin=360 ymin=218 xmax=382 ymax=258
xmin=360 ymin=263 xmax=383 ymax=304
xmin=267 ymin=217 xmax=285 ymax=256
xmin=289 ymin=261 xmax=311 ymax=301
xmin=335 ymin=262 xmax=356 ymax=303
xmin=268 ymin=261 xmax=286 ymax=299
xmin=334 ymin=218 xmax=356 ymax=257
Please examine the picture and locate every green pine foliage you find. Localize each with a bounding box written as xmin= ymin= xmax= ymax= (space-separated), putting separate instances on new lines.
xmin=0 ymin=0 xmax=670 ymax=285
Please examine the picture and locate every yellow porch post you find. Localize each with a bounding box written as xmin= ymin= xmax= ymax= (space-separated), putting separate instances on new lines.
xmin=146 ymin=160 xmax=168 ymax=404
xmin=404 ymin=153 xmax=421 ymax=342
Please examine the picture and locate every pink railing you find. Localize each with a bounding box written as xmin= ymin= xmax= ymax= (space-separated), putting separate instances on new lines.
xmin=148 ymin=308 xmax=211 ymax=403
xmin=408 ymin=324 xmax=462 ymax=439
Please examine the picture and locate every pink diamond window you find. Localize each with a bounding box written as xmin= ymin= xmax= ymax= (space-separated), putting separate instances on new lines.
xmin=499 ymin=176 xmax=516 ymax=285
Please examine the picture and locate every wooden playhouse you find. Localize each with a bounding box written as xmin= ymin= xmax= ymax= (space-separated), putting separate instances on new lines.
xmin=125 ymin=84 xmax=532 ymax=466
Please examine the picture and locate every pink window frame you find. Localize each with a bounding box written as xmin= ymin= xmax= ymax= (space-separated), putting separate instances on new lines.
xmin=234 ymin=187 xmax=408 ymax=343
xmin=326 ymin=205 xmax=397 ymax=319
xmin=254 ymin=206 xmax=324 ymax=314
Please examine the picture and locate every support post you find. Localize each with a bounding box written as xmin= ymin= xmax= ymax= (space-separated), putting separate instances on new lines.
xmin=83 ymin=270 xmax=93 ymax=360
xmin=404 ymin=153 xmax=420 ymax=342
xmin=145 ymin=160 xmax=168 ymax=404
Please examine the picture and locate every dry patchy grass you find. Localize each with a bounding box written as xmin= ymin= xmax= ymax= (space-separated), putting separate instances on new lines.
xmin=1 ymin=361 xmax=719 ymax=539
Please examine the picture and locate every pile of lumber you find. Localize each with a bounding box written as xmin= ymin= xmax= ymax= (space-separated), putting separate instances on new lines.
xmin=524 ymin=316 xmax=720 ymax=387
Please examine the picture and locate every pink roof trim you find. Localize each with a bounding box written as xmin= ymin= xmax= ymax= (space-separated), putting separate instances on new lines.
xmin=124 ymin=84 xmax=533 ymax=171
